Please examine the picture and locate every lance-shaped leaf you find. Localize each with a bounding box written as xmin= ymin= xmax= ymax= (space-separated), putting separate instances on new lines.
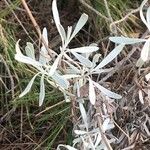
xmin=102 ymin=118 xmax=114 ymax=132
xmin=74 ymin=130 xmax=87 ymax=135
xmin=141 ymin=40 xmax=150 ymax=61
xmin=49 ymin=54 xmax=62 ymax=76
xmin=65 ymin=26 xmax=72 ymax=46
xmin=69 ymin=13 xmax=88 ymax=41
xmin=57 ymin=144 xmax=77 ymax=150
xmin=109 ymin=37 xmax=146 ymax=44
xmin=145 ymin=73 xmax=150 ymax=81
xmin=64 ymin=60 xmax=80 ymax=74
xmin=62 ymin=74 xmax=80 ymax=79
xmin=51 ymin=72 xmax=69 ymax=89
xmin=52 ymin=0 xmax=66 ymax=43
xmin=25 ymin=42 xmax=35 ymax=59
xmin=93 ymin=81 xmax=122 ymax=99
xmin=146 ymin=7 xmax=150 ymax=27
xmin=71 ymin=52 xmax=93 ymax=67
xmin=139 ymin=90 xmax=144 ymax=104
xmin=19 ymin=73 xmax=40 ymax=98
xmin=79 ymin=102 xmax=88 ymax=130
xmin=93 ymin=44 xmax=125 ymax=71
xmin=15 ymin=40 xmax=42 ymax=67
xmin=140 ymin=0 xmax=150 ymax=31
xmin=39 ymin=28 xmax=50 ymax=64
xmin=69 ymin=46 xmax=99 ymax=53
xmin=89 ymin=78 xmax=96 ymax=105
xmin=39 ymin=74 xmax=45 ymax=106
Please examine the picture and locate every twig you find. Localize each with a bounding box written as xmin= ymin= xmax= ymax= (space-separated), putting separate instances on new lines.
xmin=3 ymin=0 xmax=35 ymax=43
xmin=79 ymin=0 xmax=109 ymax=21
xmin=35 ymin=100 xmax=65 ymax=117
xmin=110 ymin=7 xmax=140 ymax=33
xmin=95 ymin=106 xmax=113 ymax=150
xmin=103 ymin=0 xmax=117 ymax=35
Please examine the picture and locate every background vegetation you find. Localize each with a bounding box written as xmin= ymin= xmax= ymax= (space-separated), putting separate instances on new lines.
xmin=0 ymin=0 xmax=149 ymax=149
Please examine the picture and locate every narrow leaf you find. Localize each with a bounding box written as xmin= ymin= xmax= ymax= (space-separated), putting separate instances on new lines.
xmin=15 ymin=54 xmax=42 ymax=67
xmin=93 ymin=81 xmax=122 ymax=99
xmin=57 ymin=144 xmax=77 ymax=150
xmin=64 ymin=60 xmax=80 ymax=74
xmin=49 ymin=54 xmax=62 ymax=76
xmin=79 ymin=102 xmax=88 ymax=129
xmin=15 ymin=39 xmax=22 ymax=54
xmin=51 ymin=72 xmax=69 ymax=89
xmin=139 ymin=90 xmax=144 ymax=104
xmin=141 ymin=40 xmax=150 ymax=61
xmin=39 ymin=74 xmax=45 ymax=106
xmin=58 ymin=24 xmax=67 ymax=43
xmin=109 ymin=37 xmax=146 ymax=44
xmin=19 ymin=73 xmax=39 ymax=97
xmin=140 ymin=0 xmax=150 ymax=31
xmin=70 ymin=13 xmax=88 ymax=41
xmin=94 ymin=44 xmax=125 ymax=71
xmin=52 ymin=0 xmax=66 ymax=43
xmin=71 ymin=52 xmax=93 ymax=67
xmin=25 ymin=42 xmax=35 ymax=59
xmin=69 ymin=46 xmax=99 ymax=53
xmin=52 ymin=0 xmax=60 ymax=26
xmin=89 ymin=78 xmax=96 ymax=105
xmin=42 ymin=27 xmax=48 ymax=45
xmin=74 ymin=130 xmax=87 ymax=135
xmin=62 ymin=74 xmax=80 ymax=79
xmin=65 ymin=26 xmax=72 ymax=46
xmin=146 ymin=7 xmax=150 ymax=28
xmin=145 ymin=73 xmax=150 ymax=81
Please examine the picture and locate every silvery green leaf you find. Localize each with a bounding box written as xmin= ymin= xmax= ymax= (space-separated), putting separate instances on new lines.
xmin=109 ymin=37 xmax=146 ymax=44
xmin=57 ymin=144 xmax=77 ymax=150
xmin=140 ymin=0 xmax=150 ymax=31
xmin=19 ymin=73 xmax=40 ymax=97
xmin=93 ymin=81 xmax=122 ymax=99
xmin=71 ymin=52 xmax=93 ymax=67
xmin=39 ymin=74 xmax=45 ymax=106
xmin=93 ymin=44 xmax=125 ymax=71
xmin=94 ymin=133 xmax=102 ymax=148
xmin=42 ymin=27 xmax=48 ymax=45
xmin=92 ymin=53 xmax=101 ymax=64
xmin=69 ymin=46 xmax=99 ymax=53
xmin=52 ymin=0 xmax=66 ymax=44
xmin=65 ymin=26 xmax=72 ymax=46
xmin=64 ymin=60 xmax=80 ymax=74
xmin=102 ymin=118 xmax=114 ymax=132
xmin=58 ymin=24 xmax=67 ymax=44
xmin=74 ymin=130 xmax=87 ymax=135
xmin=89 ymin=78 xmax=96 ymax=105
xmin=52 ymin=0 xmax=60 ymax=26
xmin=51 ymin=72 xmax=69 ymax=89
xmin=62 ymin=74 xmax=80 ymax=79
xmin=70 ymin=13 xmax=88 ymax=41
xmin=79 ymin=102 xmax=88 ymax=129
xmin=136 ymin=58 xmax=145 ymax=67
xmin=145 ymin=73 xmax=150 ymax=81
xmin=141 ymin=40 xmax=150 ymax=61
xmin=139 ymin=90 xmax=144 ymax=104
xmin=16 ymin=39 xmax=22 ymax=55
xmin=25 ymin=42 xmax=35 ymax=59
xmin=15 ymin=53 xmax=42 ymax=67
xmin=49 ymin=54 xmax=62 ymax=76
xmin=146 ymin=7 xmax=150 ymax=27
